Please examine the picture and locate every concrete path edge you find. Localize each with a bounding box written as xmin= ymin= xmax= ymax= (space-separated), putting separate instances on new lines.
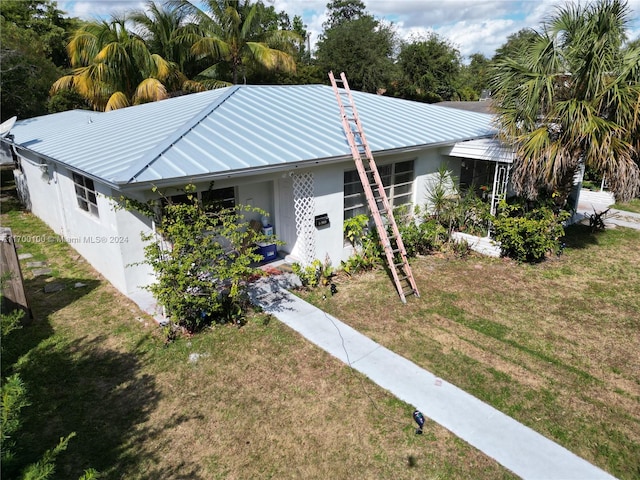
xmin=249 ymin=276 xmax=617 ymax=480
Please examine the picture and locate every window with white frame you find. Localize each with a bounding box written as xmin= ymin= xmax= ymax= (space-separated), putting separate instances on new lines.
xmin=72 ymin=172 xmax=99 ymax=217
xmin=167 ymin=186 xmax=236 ymax=214
xmin=344 ymin=160 xmax=415 ymax=220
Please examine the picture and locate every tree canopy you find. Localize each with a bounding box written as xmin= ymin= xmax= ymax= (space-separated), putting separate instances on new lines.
xmin=1 ymin=0 xmax=525 ymax=118
xmin=170 ymin=0 xmax=299 ymax=85
xmin=322 ymin=0 xmax=367 ymax=29
xmin=0 ymin=17 xmax=61 ymax=120
xmin=51 ymin=17 xmax=184 ymax=111
xmin=491 ymin=0 xmax=640 ymax=202
xmin=0 ymin=0 xmax=82 ymax=120
xmin=316 ymin=1 xmax=397 ymax=93
xmin=395 ymin=33 xmax=463 ymax=102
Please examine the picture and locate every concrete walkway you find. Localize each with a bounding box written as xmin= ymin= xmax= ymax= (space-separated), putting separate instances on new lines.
xmin=575 ymin=206 xmax=640 ymax=231
xmin=249 ymin=275 xmax=617 ymax=480
xmin=576 ymin=189 xmax=640 ymax=231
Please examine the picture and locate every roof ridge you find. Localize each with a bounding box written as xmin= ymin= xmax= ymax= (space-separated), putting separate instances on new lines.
xmin=119 ymin=85 xmax=241 ymax=185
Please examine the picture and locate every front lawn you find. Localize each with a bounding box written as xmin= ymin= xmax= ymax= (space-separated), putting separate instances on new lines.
xmin=613 ymin=198 xmax=640 ymax=214
xmin=1 ymin=170 xmax=513 ymax=479
xmin=299 ymin=225 xmax=640 ymax=480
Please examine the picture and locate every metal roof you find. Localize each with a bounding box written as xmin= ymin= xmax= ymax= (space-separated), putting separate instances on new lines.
xmin=7 ymin=84 xmax=497 ymax=188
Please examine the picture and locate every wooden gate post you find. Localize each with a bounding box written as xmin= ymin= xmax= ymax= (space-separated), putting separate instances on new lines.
xmin=1 ymin=227 xmax=32 ymax=322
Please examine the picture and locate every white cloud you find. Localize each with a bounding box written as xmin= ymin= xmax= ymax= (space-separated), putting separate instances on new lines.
xmin=58 ymin=0 xmax=640 ymax=60
xmin=59 ymin=1 xmax=147 ymax=20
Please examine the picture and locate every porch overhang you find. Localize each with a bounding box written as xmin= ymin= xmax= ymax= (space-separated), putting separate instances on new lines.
xmin=444 ymin=138 xmax=515 ymax=164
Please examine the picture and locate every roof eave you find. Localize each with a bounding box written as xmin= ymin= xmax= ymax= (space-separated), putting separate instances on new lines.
xmin=114 ymin=139 xmax=496 ymax=193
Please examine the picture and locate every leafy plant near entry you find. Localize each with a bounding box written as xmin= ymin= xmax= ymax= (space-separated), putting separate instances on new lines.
xmin=492 ymin=199 xmax=570 ymax=263
xmin=343 ymin=214 xmax=369 ymax=248
xmin=423 ymin=165 xmax=491 ymax=239
xmin=341 ymin=215 xmax=383 ymax=275
xmin=291 ymin=259 xmax=323 ymax=288
xmin=123 ymin=184 xmax=277 ymax=332
xmin=292 ymin=255 xmax=335 ymax=288
xmin=395 ymin=205 xmax=447 ymax=257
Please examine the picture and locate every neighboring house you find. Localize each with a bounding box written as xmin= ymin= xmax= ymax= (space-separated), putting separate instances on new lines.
xmin=1 ymin=84 xmax=512 ymax=309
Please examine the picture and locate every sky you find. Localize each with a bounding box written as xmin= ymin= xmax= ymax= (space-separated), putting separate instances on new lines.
xmin=58 ymin=0 xmax=640 ymax=62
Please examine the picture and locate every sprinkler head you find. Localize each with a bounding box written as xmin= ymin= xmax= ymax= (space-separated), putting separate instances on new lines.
xmin=413 ymin=410 xmax=425 ymax=434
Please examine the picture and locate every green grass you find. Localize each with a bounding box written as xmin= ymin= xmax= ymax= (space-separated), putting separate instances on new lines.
xmin=299 ymin=225 xmax=640 ymax=480
xmin=1 ymin=168 xmax=515 ymax=479
xmin=613 ymin=198 xmax=640 ymax=214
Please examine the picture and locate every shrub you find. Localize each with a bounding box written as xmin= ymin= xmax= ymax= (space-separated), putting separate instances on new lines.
xmin=341 ymin=214 xmax=383 ymax=275
xmin=456 ymin=189 xmax=492 ymax=236
xmin=124 ymin=185 xmax=276 ymax=332
xmin=423 ymin=166 xmax=491 ymax=240
xmin=398 ymin=218 xmax=446 ymax=257
xmin=292 ymin=259 xmax=323 ymax=288
xmin=492 ymin=200 xmax=570 ymax=263
xmin=341 ymin=227 xmax=383 ymax=276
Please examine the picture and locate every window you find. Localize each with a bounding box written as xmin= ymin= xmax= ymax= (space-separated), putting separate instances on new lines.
xmin=459 ymin=159 xmax=495 ymax=193
xmin=344 ymin=160 xmax=415 ymax=220
xmin=72 ymin=172 xmax=99 ymax=217
xmin=167 ymin=186 xmax=236 ymax=213
xmin=201 ymin=187 xmax=236 ymax=211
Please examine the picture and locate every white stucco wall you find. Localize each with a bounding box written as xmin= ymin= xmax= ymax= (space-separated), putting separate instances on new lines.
xmin=237 ymin=180 xmax=274 ymax=225
xmin=112 ymin=202 xmax=155 ymax=296
xmin=15 ymin=144 xmax=465 ymax=298
xmin=17 ymin=155 xmax=67 ymax=234
xmin=303 ymin=163 xmax=346 ymax=266
xmin=413 ymin=150 xmax=461 ymax=208
xmin=17 ymin=154 xmax=153 ymax=296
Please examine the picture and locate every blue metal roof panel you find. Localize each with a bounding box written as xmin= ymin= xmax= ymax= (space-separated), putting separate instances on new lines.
xmin=9 ymin=84 xmax=496 ymax=186
xmin=10 ymin=87 xmax=235 ymax=182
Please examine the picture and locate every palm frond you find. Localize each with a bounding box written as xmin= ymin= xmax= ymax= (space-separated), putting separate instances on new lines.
xmin=105 ymin=91 xmax=130 ymax=111
xmin=192 ymin=36 xmax=231 ymax=61
xmin=133 ymin=78 xmax=168 ymax=105
xmin=244 ymin=42 xmax=296 ymax=72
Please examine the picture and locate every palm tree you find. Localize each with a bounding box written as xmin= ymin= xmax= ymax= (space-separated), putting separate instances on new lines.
xmin=51 ymin=17 xmax=185 ymax=111
xmin=491 ymin=0 xmax=640 ymax=203
xmin=171 ymin=0 xmax=298 ymax=85
xmin=128 ymin=2 xmax=200 ymax=80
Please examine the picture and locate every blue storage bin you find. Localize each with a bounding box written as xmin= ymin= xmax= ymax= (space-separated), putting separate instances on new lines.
xmin=256 ymin=242 xmax=277 ymax=262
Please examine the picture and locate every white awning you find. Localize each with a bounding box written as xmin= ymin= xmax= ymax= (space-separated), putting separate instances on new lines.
xmin=444 ymin=138 xmax=515 ymax=164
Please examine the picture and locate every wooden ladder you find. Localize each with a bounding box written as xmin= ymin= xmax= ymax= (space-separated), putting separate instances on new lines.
xmin=329 ymin=71 xmax=420 ymax=303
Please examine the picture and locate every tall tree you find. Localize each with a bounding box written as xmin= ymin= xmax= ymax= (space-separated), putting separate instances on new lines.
xmin=0 ymin=0 xmax=84 ymax=119
xmin=129 ymin=2 xmax=190 ymax=70
xmin=0 ymin=0 xmax=80 ymax=68
xmin=129 ymin=1 xmax=208 ymax=89
xmin=491 ymin=0 xmax=640 ymax=202
xmin=396 ymin=33 xmax=462 ymax=102
xmin=0 ymin=17 xmax=61 ymax=120
xmin=491 ymin=28 xmax=537 ymax=64
xmin=51 ymin=17 xmax=184 ymax=111
xmin=171 ymin=0 xmax=298 ymax=85
xmin=323 ymin=0 xmax=367 ymax=29
xmin=459 ymin=53 xmax=491 ymax=100
xmin=316 ymin=0 xmax=397 ymax=92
